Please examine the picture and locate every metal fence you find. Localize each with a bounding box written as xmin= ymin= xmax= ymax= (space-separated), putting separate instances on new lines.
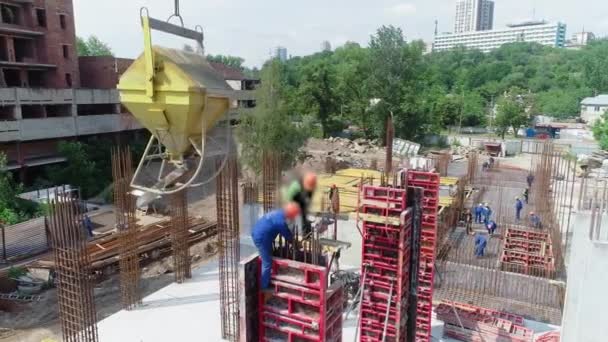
xmin=0 ymin=217 xmax=49 ymax=262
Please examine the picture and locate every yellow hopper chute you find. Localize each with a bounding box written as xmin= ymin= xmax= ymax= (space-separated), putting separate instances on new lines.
xmin=117 ymin=10 xmax=233 ymax=197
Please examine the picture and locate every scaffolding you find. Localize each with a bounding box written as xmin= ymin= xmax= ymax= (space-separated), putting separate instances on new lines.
xmin=216 ymin=156 xmax=241 ymax=341
xmin=48 ymin=196 xmax=99 ymax=342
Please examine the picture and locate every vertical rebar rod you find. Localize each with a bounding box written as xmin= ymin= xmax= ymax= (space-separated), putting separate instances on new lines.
xmin=217 ymin=156 xmax=241 ymax=341
xmin=48 ymin=196 xmax=99 ymax=342
xmin=112 ymin=147 xmax=141 ymax=310
xmin=170 ymin=189 xmax=191 ymax=283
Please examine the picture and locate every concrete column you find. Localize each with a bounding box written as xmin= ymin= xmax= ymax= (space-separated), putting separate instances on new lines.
xmin=71 ymin=89 xmax=78 ymax=136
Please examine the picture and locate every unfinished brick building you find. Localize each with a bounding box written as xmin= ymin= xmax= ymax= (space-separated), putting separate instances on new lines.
xmin=0 ymin=0 xmax=143 ymax=183
xmin=0 ymin=0 xmax=80 ymax=88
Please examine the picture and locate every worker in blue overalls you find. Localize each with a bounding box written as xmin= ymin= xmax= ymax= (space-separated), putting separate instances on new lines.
xmin=252 ymin=202 xmax=300 ymax=290
xmin=474 ymin=232 xmax=488 ymax=257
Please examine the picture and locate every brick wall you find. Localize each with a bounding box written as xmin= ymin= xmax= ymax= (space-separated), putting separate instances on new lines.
xmin=78 ymin=56 xmax=133 ymax=89
xmin=38 ymin=0 xmax=80 ymax=88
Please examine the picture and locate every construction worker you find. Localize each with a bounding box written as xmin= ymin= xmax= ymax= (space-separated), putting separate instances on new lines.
xmin=464 ymin=209 xmax=473 ymax=235
xmin=523 ymin=188 xmax=529 ymax=204
xmin=83 ymin=214 xmax=94 ymax=238
xmin=252 ymin=202 xmax=300 ymax=290
xmin=486 ymin=220 xmax=497 ymax=235
xmin=482 ymin=161 xmax=489 ymax=172
xmin=527 ymin=173 xmax=535 ymax=188
xmin=489 ymin=157 xmax=495 ymax=169
xmin=328 ymin=184 xmax=339 ymax=214
xmin=474 ymin=232 xmax=487 ymax=257
xmin=282 ymin=172 xmax=317 ymax=236
xmin=515 ymin=197 xmax=524 ymax=221
xmin=474 ymin=203 xmax=483 ymax=224
xmin=529 ymin=212 xmax=542 ymax=229
xmin=483 ymin=203 xmax=492 ymax=225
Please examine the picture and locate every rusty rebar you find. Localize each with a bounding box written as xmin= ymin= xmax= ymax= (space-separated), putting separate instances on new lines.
xmin=262 ymin=151 xmax=281 ymax=213
xmin=170 ymin=189 xmax=191 ymax=283
xmin=112 ymin=147 xmax=141 ymax=310
xmin=48 ymin=196 xmax=99 ymax=342
xmin=385 ymin=114 xmax=394 ymax=174
xmin=216 ymin=156 xmax=241 ymax=341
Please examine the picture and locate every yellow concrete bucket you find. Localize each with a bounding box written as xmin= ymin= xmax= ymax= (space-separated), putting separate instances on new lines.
xmin=117 ymin=45 xmax=231 ymax=160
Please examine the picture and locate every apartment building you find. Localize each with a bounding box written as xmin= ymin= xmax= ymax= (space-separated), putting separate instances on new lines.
xmin=210 ymin=62 xmax=259 ymax=122
xmin=0 ymin=0 xmax=141 ymax=182
xmin=454 ymin=0 xmax=494 ymax=33
xmin=435 ymin=21 xmax=567 ymax=53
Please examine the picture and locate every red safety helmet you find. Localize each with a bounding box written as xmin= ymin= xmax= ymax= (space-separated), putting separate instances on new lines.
xmin=284 ymin=202 xmax=301 ymax=220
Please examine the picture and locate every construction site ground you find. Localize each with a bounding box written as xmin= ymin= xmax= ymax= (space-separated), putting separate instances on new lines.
xmin=0 ymin=139 xmax=569 ymax=341
xmin=93 ymin=225 xmax=558 ymax=341
xmin=0 ymin=217 xmax=219 ymax=342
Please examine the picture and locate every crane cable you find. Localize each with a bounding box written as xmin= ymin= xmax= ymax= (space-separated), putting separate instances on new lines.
xmin=167 ymin=0 xmax=184 ymax=27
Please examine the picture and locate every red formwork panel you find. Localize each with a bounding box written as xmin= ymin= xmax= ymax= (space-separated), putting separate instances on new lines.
xmin=358 ymin=185 xmax=411 ymax=342
xmin=503 ymin=239 xmax=553 ymax=257
xmin=407 ymin=170 xmax=439 ymax=342
xmin=436 ymin=301 xmax=534 ymax=342
xmin=505 ymin=227 xmax=550 ymax=243
xmin=259 ymin=258 xmax=343 ymax=342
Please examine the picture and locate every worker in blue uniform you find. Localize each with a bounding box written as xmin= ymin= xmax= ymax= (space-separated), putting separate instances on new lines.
xmin=252 ymin=202 xmax=301 ymax=289
xmin=474 ymin=232 xmax=487 ymax=257
xmin=515 ymin=197 xmax=524 ymax=221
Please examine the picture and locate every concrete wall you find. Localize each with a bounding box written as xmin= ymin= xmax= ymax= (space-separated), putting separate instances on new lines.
xmin=20 ymin=117 xmax=75 ymax=140
xmin=561 ymin=212 xmax=608 ymax=342
xmin=74 ymin=89 xmax=120 ymax=104
xmin=580 ymin=106 xmax=606 ymax=125
xmin=77 ymin=115 xmax=141 ymax=135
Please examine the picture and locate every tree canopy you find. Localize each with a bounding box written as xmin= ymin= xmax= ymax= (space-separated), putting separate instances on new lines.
xmin=231 ymin=30 xmax=608 ymax=170
xmin=77 ymin=36 xmax=113 ymax=56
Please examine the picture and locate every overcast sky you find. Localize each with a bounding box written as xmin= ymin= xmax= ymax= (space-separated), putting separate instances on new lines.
xmin=73 ymin=0 xmax=608 ymax=67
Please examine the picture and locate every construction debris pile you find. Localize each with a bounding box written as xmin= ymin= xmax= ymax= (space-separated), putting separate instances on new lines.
xmin=301 ymin=137 xmax=386 ymax=171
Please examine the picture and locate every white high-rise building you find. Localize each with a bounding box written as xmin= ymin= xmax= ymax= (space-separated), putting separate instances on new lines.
xmin=274 ymin=46 xmax=288 ymax=62
xmin=435 ymin=21 xmax=567 ymax=53
xmin=455 ymin=0 xmax=494 ymax=33
xmin=566 ymin=31 xmax=595 ymax=49
xmin=321 ymin=41 xmax=332 ymax=52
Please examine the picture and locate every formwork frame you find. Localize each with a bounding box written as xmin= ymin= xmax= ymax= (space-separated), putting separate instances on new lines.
xmin=170 ymin=189 xmax=191 ymax=283
xmin=112 ymin=147 xmax=141 ymax=310
xmin=258 ymin=258 xmax=343 ymax=342
xmin=217 ymin=156 xmax=241 ymax=341
xmin=48 ymin=196 xmax=99 ymax=342
xmin=358 ymin=185 xmax=411 ymax=342
xmin=406 ymin=170 xmax=440 ymax=342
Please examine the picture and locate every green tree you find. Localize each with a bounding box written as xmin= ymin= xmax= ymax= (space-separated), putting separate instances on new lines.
xmin=367 ymin=26 xmax=428 ymax=140
xmin=332 ymin=42 xmax=373 ymax=136
xmin=536 ymin=87 xmax=592 ymax=119
xmin=0 ymin=154 xmax=21 ymax=224
xmin=593 ymin=111 xmax=608 ymax=150
xmin=237 ymin=60 xmax=307 ymax=172
xmin=494 ymin=93 xmax=528 ymax=138
xmin=207 ymin=54 xmax=245 ymax=71
xmin=583 ymin=40 xmax=608 ymax=94
xmin=0 ymin=154 xmax=39 ymax=225
xmin=47 ymin=142 xmax=100 ymax=198
xmin=298 ymin=57 xmax=339 ymax=137
xmin=77 ymin=36 xmax=113 ymax=56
